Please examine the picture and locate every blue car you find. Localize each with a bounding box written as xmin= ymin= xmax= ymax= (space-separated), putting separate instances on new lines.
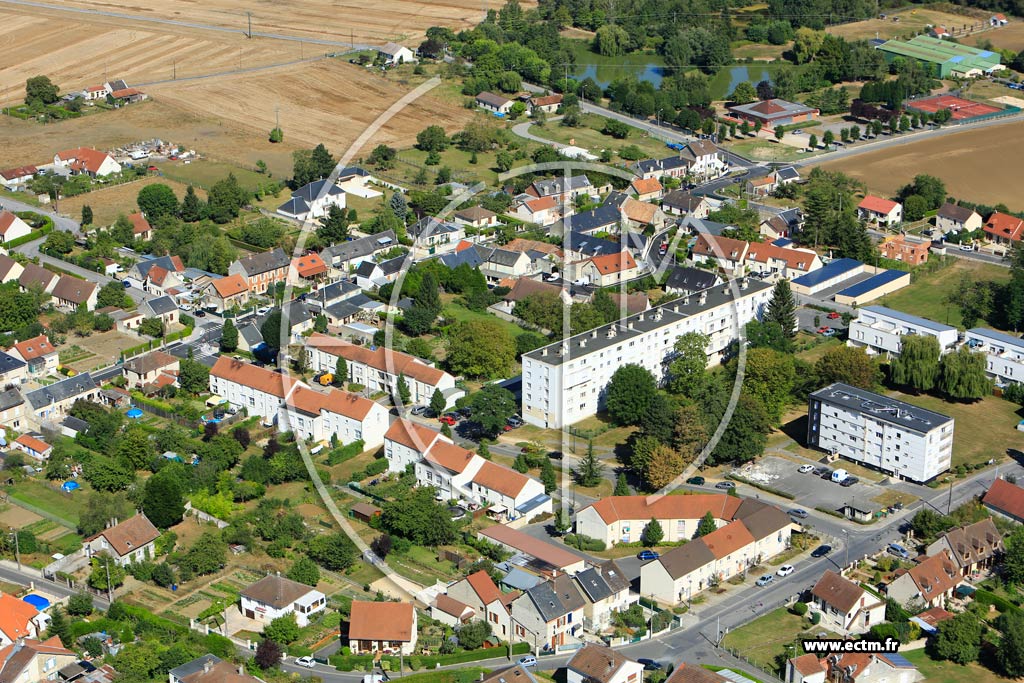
xmin=637 ymin=550 xmax=660 ymax=561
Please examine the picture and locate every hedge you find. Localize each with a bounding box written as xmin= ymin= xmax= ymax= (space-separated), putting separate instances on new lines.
xmin=330 ymin=643 xmax=529 ymax=672
xmin=974 ymin=589 xmax=1020 ymax=614
xmin=327 ymin=439 xmax=365 ymax=465
xmin=564 ymin=533 xmax=606 ymax=552
xmin=6 ymin=225 xmax=53 ymax=249
xmin=726 ymin=474 xmax=796 ymax=500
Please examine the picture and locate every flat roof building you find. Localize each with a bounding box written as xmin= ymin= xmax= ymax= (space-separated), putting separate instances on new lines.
xmin=808 ymin=383 xmax=953 ymax=483
xmin=877 ymin=35 xmax=1004 ymax=77
xmin=965 ymin=327 xmax=1024 ymax=387
xmin=847 ymin=305 xmax=958 ymax=357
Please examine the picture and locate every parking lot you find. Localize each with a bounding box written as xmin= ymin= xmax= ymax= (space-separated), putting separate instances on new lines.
xmin=796 ymin=306 xmax=846 ymax=335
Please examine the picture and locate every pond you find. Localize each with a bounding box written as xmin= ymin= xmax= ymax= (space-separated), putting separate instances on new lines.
xmin=567 ymin=40 xmax=666 ymax=88
xmin=723 ymin=66 xmax=773 ymax=95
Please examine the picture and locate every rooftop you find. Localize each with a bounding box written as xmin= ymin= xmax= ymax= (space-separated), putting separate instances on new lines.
xmin=792 ymin=258 xmax=862 ymax=288
xmin=810 ymin=382 xmax=953 ymax=434
xmin=858 ymin=305 xmax=957 ymax=333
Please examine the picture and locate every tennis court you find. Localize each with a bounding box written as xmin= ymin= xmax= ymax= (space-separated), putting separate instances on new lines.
xmin=906 ymin=94 xmax=1003 ymax=120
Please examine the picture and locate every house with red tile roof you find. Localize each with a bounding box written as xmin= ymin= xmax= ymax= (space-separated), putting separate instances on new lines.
xmin=630 ymin=177 xmax=664 ymax=201
xmin=383 ymin=418 xmax=448 ymax=472
xmin=745 ymin=240 xmax=822 ymax=280
xmin=13 ymin=433 xmax=52 ymax=460
xmin=289 ymin=253 xmax=328 ymax=283
xmin=8 ymin=335 xmax=58 ymax=377
xmin=53 ymin=147 xmax=121 ymax=177
xmin=202 ymin=274 xmax=250 ymax=313
xmin=347 ymin=600 xmax=417 ymax=655
xmin=82 ymin=514 xmax=160 ymax=567
xmin=514 ymin=195 xmax=563 ymax=226
xmin=0 ymin=166 xmax=37 ymax=190
xmin=430 ymin=593 xmax=475 ymax=626
xmin=809 ymin=569 xmax=885 ymax=634
xmin=887 ymin=549 xmax=960 ymax=609
xmin=0 ymin=593 xmax=49 ymax=645
xmin=574 ymin=251 xmax=639 ymax=287
xmin=143 ymin=264 xmax=184 ymax=297
xmin=209 ymin=356 xmax=304 ymax=424
xmin=279 ymin=384 xmax=390 ymax=450
xmin=0 ymin=636 xmax=77 ymax=681
xmin=983 ymin=477 xmax=1024 ymax=523
xmin=984 ymin=211 xmax=1024 ymax=249
xmin=0 ymin=211 xmax=32 ymax=244
xmin=128 ymin=213 xmax=152 ymax=241
xmin=446 ymin=570 xmax=518 ymax=640
xmin=992 ymin=13 xmax=1009 ymax=25
xmin=527 ymin=93 xmax=563 ymax=114
xmin=857 ymin=196 xmax=903 ymax=226
xmin=786 ymin=652 xmax=922 ymax=683
xmin=691 ymin=233 xmax=749 ymax=275
xmin=122 ymin=350 xmax=179 ymax=390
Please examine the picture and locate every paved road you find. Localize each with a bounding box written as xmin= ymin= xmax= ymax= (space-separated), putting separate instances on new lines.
xmin=0 ymin=562 xmax=110 ymax=611
xmin=0 ymin=196 xmax=79 ymax=233
xmin=14 ymin=238 xmax=157 ymax=305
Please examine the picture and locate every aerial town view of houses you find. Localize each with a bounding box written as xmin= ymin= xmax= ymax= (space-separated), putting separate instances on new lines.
xmin=7 ymin=1 xmax=1024 ymax=683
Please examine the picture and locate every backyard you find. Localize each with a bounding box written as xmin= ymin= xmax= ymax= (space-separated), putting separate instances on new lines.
xmin=154 ymin=160 xmax=270 ymax=193
xmin=721 ymin=138 xmax=819 ymax=163
xmin=527 ymin=114 xmax=677 ymax=161
xmin=721 ymin=607 xmax=839 ymax=674
xmin=902 ymin=649 xmax=1012 ymax=683
xmin=875 ymin=259 xmax=1012 ymax=329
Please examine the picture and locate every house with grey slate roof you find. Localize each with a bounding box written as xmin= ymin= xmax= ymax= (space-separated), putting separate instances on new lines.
xmin=276 ymin=179 xmax=346 ymax=222
xmin=139 ymin=295 xmax=179 ymax=326
xmin=229 ymin=248 xmax=290 ymax=294
xmin=322 ymin=231 xmax=397 ymax=275
xmin=25 ymin=373 xmax=98 ymax=427
xmin=510 ymin=573 xmax=586 ymax=648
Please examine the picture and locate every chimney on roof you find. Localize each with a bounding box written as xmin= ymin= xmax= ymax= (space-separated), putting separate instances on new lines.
xmin=204 ymin=660 xmax=213 ymax=674
xmin=238 ymin=664 xmax=246 ymax=676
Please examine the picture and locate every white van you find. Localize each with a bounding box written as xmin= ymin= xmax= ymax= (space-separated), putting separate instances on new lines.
xmin=831 ymin=468 xmax=849 ymax=483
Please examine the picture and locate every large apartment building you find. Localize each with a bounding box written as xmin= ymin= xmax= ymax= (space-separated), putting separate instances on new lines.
xmin=965 ymin=328 xmax=1024 ymax=387
xmin=847 ymin=306 xmax=958 ymax=358
xmin=807 ymin=383 xmax=954 ymax=483
xmin=521 ymin=279 xmax=772 ymax=428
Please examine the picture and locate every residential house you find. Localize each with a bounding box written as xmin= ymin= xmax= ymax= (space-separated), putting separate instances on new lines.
xmin=786 ymin=652 xmax=922 ymax=683
xmin=83 ymin=83 xmax=111 ymax=100
xmin=567 ymin=203 xmax=622 ymax=236
xmin=634 ymin=155 xmax=691 ymax=182
xmin=664 ymin=266 xmax=721 ymax=295
xmin=661 ymin=191 xmax=712 ymax=218
xmin=25 ymin=373 xmax=98 ymax=427
xmin=809 ymin=570 xmax=885 ymax=635
xmin=726 ymin=98 xmax=819 ymax=130
xmin=993 ymin=13 xmax=1009 ymax=25
xmin=50 ymin=276 xmax=97 ymax=312
xmin=630 ymin=178 xmax=664 ymax=201
xmin=347 ymin=601 xmax=418 ymax=655
xmin=82 ymin=514 xmax=160 ymax=567
xmin=237 ymin=324 xmax=263 ymax=353
xmin=18 ymin=264 xmax=58 ymax=294
xmin=527 ymin=175 xmax=596 ymax=204
xmin=476 ymin=92 xmax=514 ymax=115
xmin=478 ymin=247 xmax=532 ymax=284
xmin=480 ymin=525 xmax=586 ymax=574
xmin=320 ymin=230 xmax=396 ymax=275
xmin=0 ymin=255 xmax=25 ymax=285
xmin=618 ymin=196 xmax=667 ymax=231
xmin=447 ymin=570 xmax=517 ymax=640
xmin=481 ymin=665 xmax=537 ymax=683
xmin=926 ymin=518 xmax=1003 ymax=577
xmin=128 ymin=213 xmax=153 ymax=241
xmin=307 ymin=279 xmax=361 ymax=311
xmin=378 ymin=42 xmax=418 ymax=65
xmin=931 ymin=25 xmax=951 ymax=38
xmin=209 ymin=357 xmax=301 ymax=425
xmin=573 ymin=561 xmax=633 ymax=632
xmin=53 ymin=147 xmax=121 ymax=177
xmin=0 ymin=352 xmax=27 ymax=386
xmin=936 ymin=203 xmax=982 ymax=234
xmin=410 ymin=217 xmax=465 ymax=250
xmin=127 ymin=255 xmax=185 ymax=288
xmin=430 ymin=594 xmax=475 ymax=626
xmin=983 ymin=477 xmax=1024 ymax=523
xmin=143 ymin=264 xmax=183 ymax=296
xmin=13 ymin=433 xmax=52 ymax=460
xmin=572 ymin=251 xmax=639 ymax=287
xmin=279 ymin=385 xmax=390 ymax=450
xmin=453 ymin=206 xmax=499 ymax=229
xmin=139 ymin=295 xmax=179 ymax=327
xmin=109 ymin=87 xmax=146 ymax=103
xmin=679 ymin=140 xmax=727 ymax=180
xmin=228 ymin=249 xmax=290 ymax=295
xmin=122 ymin=350 xmax=179 ymax=390
xmin=665 ymin=665 xmax=731 ymax=683
xmin=0 ymin=211 xmax=32 ymax=244
xmin=984 ymin=211 xmax=1024 ymax=250
xmin=691 ymin=234 xmax=748 ymax=275
xmin=0 ymin=389 xmax=26 ymax=431
xmin=760 ymin=209 xmax=804 ymax=240
xmin=510 ymin=574 xmax=586 ymax=649
xmin=0 ymin=636 xmax=77 ymax=682
xmin=384 ymin=419 xmax=450 ymax=472
xmin=9 ymin=335 xmax=59 ymax=378
xmin=527 ymin=94 xmax=562 ymax=115
xmin=857 ymin=196 xmax=903 ymax=226
xmin=746 ymin=174 xmax=780 ymax=197
xmin=0 ymin=593 xmax=49 ymax=645
xmin=514 ymin=195 xmax=563 ymax=226
xmin=354 ymin=256 xmax=404 ymax=290
xmin=878 ymin=235 xmax=929 ymax=265
xmin=567 ymin=644 xmax=643 ymax=683
xmin=494 ymin=277 xmax=568 ymax=317
xmin=277 ymin=180 xmax=346 ymax=222
xmin=239 ymin=574 xmax=326 ymax=627
xmin=336 ymin=166 xmax=379 ymax=197
xmin=169 ymin=656 xmax=264 ymax=683
xmin=745 ymin=241 xmax=822 ymax=281
xmin=307 ymin=333 xmax=457 ymax=406
xmin=203 ymin=274 xmax=250 ymax=313
xmin=0 ymin=166 xmax=37 ymax=190
xmin=288 ymin=253 xmax=328 ymax=284
xmin=886 ymin=550 xmax=960 ymax=609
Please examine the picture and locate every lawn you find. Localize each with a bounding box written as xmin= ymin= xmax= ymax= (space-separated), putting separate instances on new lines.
xmin=795 ymin=337 xmax=844 ymax=364
xmin=6 ymin=479 xmax=86 ymax=528
xmin=721 ymin=607 xmax=839 ymax=673
xmin=530 ymin=114 xmax=673 ymax=161
xmin=58 ymin=177 xmax=198 ymax=226
xmin=901 ymin=649 xmax=1012 ymax=683
xmin=441 ymin=299 xmax=530 ymax=340
xmin=876 ymin=259 xmax=1013 ymax=329
xmin=155 ymin=160 xmax=270 ymax=192
xmin=731 ymin=41 xmax=791 ymax=61
xmin=722 ymin=138 xmax=820 ymax=163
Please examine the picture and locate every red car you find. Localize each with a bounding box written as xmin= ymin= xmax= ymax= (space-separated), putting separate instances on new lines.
xmin=147 ymin=165 xmax=159 ymax=171
xmin=816 ymin=326 xmax=831 ymax=334
xmin=827 ymin=312 xmax=841 ymax=320
xmin=439 ymin=415 xmax=457 ymax=426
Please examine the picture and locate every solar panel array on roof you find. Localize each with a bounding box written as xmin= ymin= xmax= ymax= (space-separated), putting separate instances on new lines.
xmin=883 ymin=653 xmax=915 ymax=669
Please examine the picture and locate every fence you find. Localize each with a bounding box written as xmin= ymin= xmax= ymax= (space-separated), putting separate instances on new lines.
xmin=183 ymin=501 xmax=229 ymax=529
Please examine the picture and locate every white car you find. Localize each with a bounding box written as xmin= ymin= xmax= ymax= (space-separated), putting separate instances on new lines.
xmin=256 ymin=306 xmax=271 ymax=315
xmin=798 ymin=464 xmax=814 ymax=473
xmin=777 ymin=564 xmax=794 ymax=577
xmin=294 ymin=656 xmax=315 ymax=668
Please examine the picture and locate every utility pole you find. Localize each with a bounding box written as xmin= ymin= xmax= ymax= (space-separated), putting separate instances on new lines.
xmin=246 ymin=11 xmax=252 ymax=38
xmin=105 ymin=557 xmax=112 ymax=604
xmin=947 ymin=477 xmax=954 ymax=514
xmin=172 ymin=60 xmax=176 ymax=80
xmin=275 ymin=106 xmax=280 ymax=130
xmin=10 ymin=529 xmax=20 ymax=571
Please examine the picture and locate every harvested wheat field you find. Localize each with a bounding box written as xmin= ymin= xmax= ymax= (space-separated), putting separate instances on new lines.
xmin=827 ymin=8 xmax=989 ymax=42
xmin=813 ymin=120 xmax=1024 ymax=210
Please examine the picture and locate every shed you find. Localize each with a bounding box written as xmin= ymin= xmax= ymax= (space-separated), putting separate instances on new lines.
xmin=841 ymin=500 xmax=875 ymax=523
xmin=350 ymin=502 xmax=381 ymax=523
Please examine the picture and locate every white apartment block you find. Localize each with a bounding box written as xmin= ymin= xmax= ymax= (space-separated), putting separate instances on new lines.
xmin=306 ymin=332 xmax=458 ymax=407
xmin=209 ymin=357 xmax=302 ymax=426
xmin=521 ymin=279 xmax=772 ymax=428
xmin=966 ymin=328 xmax=1024 ymax=386
xmin=847 ymin=306 xmax=958 ymax=358
xmin=807 ymin=383 xmax=954 ymax=483
xmin=279 ymin=385 xmax=390 ymax=450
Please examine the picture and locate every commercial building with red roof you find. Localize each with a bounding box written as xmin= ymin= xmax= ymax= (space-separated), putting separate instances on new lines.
xmin=726 ymin=98 xmax=819 ymax=128
xmin=857 ymin=195 xmax=903 ymax=226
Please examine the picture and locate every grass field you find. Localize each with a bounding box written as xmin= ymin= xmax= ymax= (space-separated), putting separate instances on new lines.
xmin=155 ymin=160 xmax=268 ymax=192
xmin=530 ymin=113 xmax=673 ymax=161
xmin=813 ymin=119 xmax=1024 ymax=210
xmin=6 ymin=480 xmax=86 ymax=528
xmin=827 ymin=8 xmax=989 ymax=42
xmin=875 ymin=259 xmax=1012 ymax=329
xmin=723 ymin=138 xmax=819 ymax=162
xmin=721 ymin=608 xmax=839 ymax=673
xmin=901 ymin=649 xmax=1011 ymax=683
xmin=972 ymin=22 xmax=1024 ymax=51
xmin=58 ymin=176 xmax=198 ymax=226
xmin=731 ymin=41 xmax=791 ymax=61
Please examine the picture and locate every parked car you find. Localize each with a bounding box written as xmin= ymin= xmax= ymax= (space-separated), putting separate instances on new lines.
xmin=827 ymin=312 xmax=841 ymax=320
xmin=439 ymin=415 xmax=457 ymax=426
xmin=810 ymin=545 xmax=833 ymax=558
xmin=256 ymin=306 xmax=271 ymax=315
xmin=687 ymin=476 xmax=706 ymax=486
xmin=294 ymin=657 xmax=315 ymax=669
xmin=960 ymin=243 xmax=975 ymax=251
xmin=518 ymin=656 xmax=537 ymax=668
xmin=840 ymin=476 xmax=859 ymax=487
xmin=777 ymin=565 xmax=794 ymax=577
xmin=888 ymin=543 xmax=910 ymax=559
xmin=637 ymin=550 xmax=660 ymax=561
xmin=822 ymin=328 xmax=837 ymax=337
xmin=638 ymin=660 xmax=663 ymax=671
xmin=714 ymin=481 xmax=735 ymax=490
xmin=756 ymin=575 xmax=775 ymax=587
xmin=194 ymin=309 xmax=206 ymax=317
xmin=507 ymin=416 xmax=524 ymax=428
xmin=816 ymin=326 xmax=831 ymax=334
xmin=798 ymin=464 xmax=814 ymax=474
xmin=123 ymin=280 xmax=132 ymax=288
xmin=410 ymin=405 xmax=427 ymax=416
xmin=819 ymin=469 xmax=834 ymax=480
xmin=788 ymin=509 xmax=809 ymax=519
xmin=548 ymin=451 xmax=563 ymax=460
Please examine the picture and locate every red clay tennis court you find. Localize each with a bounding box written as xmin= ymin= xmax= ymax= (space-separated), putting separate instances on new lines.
xmin=906 ymin=94 xmax=1003 ymax=120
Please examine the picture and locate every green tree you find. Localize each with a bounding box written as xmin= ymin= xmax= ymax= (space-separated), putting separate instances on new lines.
xmin=334 ymin=356 xmax=348 ymax=385
xmin=67 ymin=592 xmax=93 ymax=617
xmin=310 ymin=143 xmax=335 ymax=179
xmin=81 ymin=205 xmax=93 ymax=226
xmin=574 ymin=440 xmax=604 ymax=487
xmin=946 ymin=274 xmax=993 ymax=329
xmin=206 ymin=174 xmax=249 ymax=224
xmin=808 ymin=133 xmax=818 ymax=149
xmin=1004 ymin=526 xmax=1024 ymax=584
xmin=898 ymin=174 xmax=946 ymax=210
xmin=513 ymin=453 xmax=529 ymax=473
xmin=745 ymin=320 xmax=793 ymax=354
xmin=416 ymin=125 xmax=449 ymax=152
xmin=997 ymin=611 xmax=1024 ymax=678
xmin=554 ymin=506 xmax=571 ymax=534
xmin=643 ymin=443 xmax=684 ymax=491
xmin=46 ymin=606 xmax=72 ymax=647
xmin=469 ymin=385 xmax=517 ymax=437
xmin=260 ymin=310 xmax=284 ymax=349
xmin=269 ymin=127 xmax=283 ymax=143
xmin=264 ymin=613 xmax=300 ymax=644
xmin=115 ymin=425 xmax=154 ymax=470
xmin=765 ymin=280 xmax=797 ymax=337
xmin=740 ymin=348 xmax=795 ymax=425
xmin=381 ymin=487 xmax=456 ymax=545
xmin=396 ymin=374 xmax=411 ymax=405
xmin=938 ymin=346 xmax=991 ymax=400
xmin=89 ymin=555 xmax=126 ymax=591
xmin=539 ymin=456 xmax=556 ymax=493
xmin=890 ymin=334 xmax=941 ymax=392
xmin=446 ymin=320 xmax=515 ymax=379
xmin=495 ymin=151 xmax=513 ymax=172
xmin=815 ymin=345 xmax=879 ymax=390
xmin=78 ymin=491 xmax=134 ymax=536
xmin=614 ymin=473 xmax=630 ymax=496
xmin=668 ymin=332 xmax=710 ymax=397
xmin=430 ymin=388 xmax=446 ymax=416
xmin=605 ymin=364 xmax=658 ymax=426
xmin=220 ymin=318 xmax=238 ymax=352
xmin=41 ymin=230 xmax=74 ymax=256
xmin=180 ymin=185 xmax=204 ymax=222
xmin=903 ymin=194 xmax=928 ymax=222
xmin=932 ymin=611 xmax=982 ymax=664
xmin=142 ymin=468 xmax=185 ymax=528
xmin=179 ymin=357 xmax=210 ymax=395
xmin=710 ymin=393 xmax=769 ymax=465
xmin=730 ymin=81 xmax=756 ymax=104
xmin=25 ymin=75 xmax=59 ymax=105
xmin=457 ymin=620 xmax=492 ymax=650
xmin=317 ymin=204 xmax=350 ymax=244
xmin=181 ymin=532 xmax=228 ymax=576
xmin=594 ymin=23 xmax=630 ymax=56
xmin=137 ymin=183 xmax=179 ymax=219
xmin=696 ymin=511 xmax=717 ymax=537
xmin=641 ymin=518 xmax=664 ymax=547
xmin=306 ymin=532 xmax=357 ymax=570
xmin=97 ymin=280 xmax=128 ymax=309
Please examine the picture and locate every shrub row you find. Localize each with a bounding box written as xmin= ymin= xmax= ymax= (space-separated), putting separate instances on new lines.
xmin=329 ymin=643 xmax=529 ymax=671
xmin=564 ymin=533 xmax=606 ymax=551
xmin=974 ymin=589 xmax=1021 ymax=615
xmin=726 ymin=474 xmax=796 ymax=500
xmin=327 ymin=439 xmax=365 ymax=465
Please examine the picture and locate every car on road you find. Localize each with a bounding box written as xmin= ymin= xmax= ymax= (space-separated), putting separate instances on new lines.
xmin=756 ymin=575 xmax=774 ymax=587
xmin=256 ymin=306 xmax=271 ymax=315
xmin=638 ymin=659 xmax=663 ymax=671
xmin=816 ymin=326 xmax=831 ymax=334
xmin=687 ymin=476 xmax=706 ymax=486
xmin=840 ymin=476 xmax=859 ymax=487
xmin=659 ymin=242 xmax=668 ymax=255
xmin=777 ymin=565 xmax=794 ymax=577
xmin=788 ymin=509 xmax=809 ymax=519
xmin=960 ymin=243 xmax=975 ymax=251
xmin=637 ymin=550 xmax=660 ymax=561
xmin=888 ymin=543 xmax=910 ymax=559
xmin=798 ymin=464 xmax=814 ymax=474
xmin=294 ymin=657 xmax=315 ymax=669
xmin=438 ymin=415 xmax=457 ymax=426
xmin=194 ymin=309 xmax=206 ymax=317
xmin=810 ymin=545 xmax=832 ymax=558
xmin=714 ymin=481 xmax=735 ymax=490
xmin=827 ymin=312 xmax=841 ymax=320
xmin=548 ymin=451 xmax=563 ymax=460
xmin=518 ymin=656 xmax=537 ymax=668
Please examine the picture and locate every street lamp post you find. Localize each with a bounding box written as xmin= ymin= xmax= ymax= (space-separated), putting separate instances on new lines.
xmin=9 ymin=528 xmax=20 ymax=571
xmin=844 ymin=528 xmax=849 ymax=569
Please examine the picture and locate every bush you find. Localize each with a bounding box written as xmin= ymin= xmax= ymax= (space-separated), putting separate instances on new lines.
xmin=563 ymin=533 xmax=606 ymax=552
xmin=810 ymin=611 xmax=821 ymax=625
xmin=975 ymin=589 xmax=1020 ymax=614
xmin=791 ymin=602 xmax=808 ymax=616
